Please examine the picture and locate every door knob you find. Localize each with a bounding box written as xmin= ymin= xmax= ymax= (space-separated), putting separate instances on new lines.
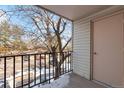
xmin=93 ymin=52 xmax=97 ymax=55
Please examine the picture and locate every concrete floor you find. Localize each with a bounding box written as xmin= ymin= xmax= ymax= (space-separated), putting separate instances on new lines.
xmin=64 ymin=73 xmax=105 ymax=88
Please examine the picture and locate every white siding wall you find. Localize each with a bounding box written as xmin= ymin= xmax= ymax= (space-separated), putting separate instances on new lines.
xmin=72 ymin=6 xmax=123 ymax=80
xmin=73 ymin=19 xmax=91 ymax=80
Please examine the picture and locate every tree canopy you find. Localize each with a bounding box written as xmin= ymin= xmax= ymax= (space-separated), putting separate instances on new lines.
xmin=0 ymin=20 xmax=27 ymax=54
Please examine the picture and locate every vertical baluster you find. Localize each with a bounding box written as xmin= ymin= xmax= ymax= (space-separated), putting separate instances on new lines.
xmin=68 ymin=51 xmax=70 ymax=72
xmin=70 ymin=52 xmax=73 ymax=71
xmin=40 ymin=54 xmax=42 ymax=83
xmin=59 ymin=53 xmax=61 ymax=76
xmin=13 ymin=56 xmax=15 ymax=88
xmin=63 ymin=52 xmax=65 ymax=74
xmin=21 ymin=56 xmax=23 ymax=88
xmin=62 ymin=52 xmax=64 ymax=75
xmin=66 ymin=52 xmax=68 ymax=73
xmin=28 ymin=55 xmax=30 ymax=88
xmin=44 ymin=53 xmax=46 ymax=81
xmin=65 ymin=52 xmax=67 ymax=73
xmin=70 ymin=52 xmax=72 ymax=71
xmin=52 ymin=53 xmax=54 ymax=78
xmin=49 ymin=53 xmax=50 ymax=83
xmin=70 ymin=52 xmax=71 ymax=71
xmin=34 ymin=54 xmax=36 ymax=85
xmin=4 ymin=57 xmax=6 ymax=88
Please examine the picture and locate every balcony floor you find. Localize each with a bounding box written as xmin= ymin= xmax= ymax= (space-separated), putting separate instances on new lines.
xmin=64 ymin=73 xmax=105 ymax=88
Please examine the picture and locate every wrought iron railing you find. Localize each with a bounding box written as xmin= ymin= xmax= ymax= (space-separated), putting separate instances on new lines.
xmin=0 ymin=51 xmax=72 ymax=88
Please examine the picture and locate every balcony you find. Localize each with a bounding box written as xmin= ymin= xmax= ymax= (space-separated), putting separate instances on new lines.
xmin=0 ymin=5 xmax=123 ymax=88
xmin=0 ymin=51 xmax=72 ymax=88
xmin=0 ymin=51 xmax=104 ymax=88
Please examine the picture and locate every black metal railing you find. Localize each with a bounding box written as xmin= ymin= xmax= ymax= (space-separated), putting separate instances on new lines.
xmin=0 ymin=51 xmax=72 ymax=88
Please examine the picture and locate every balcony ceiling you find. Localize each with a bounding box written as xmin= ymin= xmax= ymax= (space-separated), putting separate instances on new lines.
xmin=41 ymin=5 xmax=112 ymax=21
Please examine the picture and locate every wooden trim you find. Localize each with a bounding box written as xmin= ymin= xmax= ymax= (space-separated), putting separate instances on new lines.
xmin=92 ymin=8 xmax=124 ymax=22
xmin=123 ymin=13 xmax=124 ymax=79
xmin=72 ymin=22 xmax=74 ymax=53
xmin=72 ymin=22 xmax=74 ymax=70
xmin=92 ymin=80 xmax=113 ymax=88
xmin=75 ymin=6 xmax=124 ymax=22
xmin=123 ymin=13 xmax=124 ymax=49
xmin=123 ymin=13 xmax=124 ymax=52
xmin=90 ymin=20 xmax=94 ymax=80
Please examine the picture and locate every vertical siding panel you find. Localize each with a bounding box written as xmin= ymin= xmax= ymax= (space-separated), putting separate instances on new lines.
xmin=73 ymin=19 xmax=91 ymax=80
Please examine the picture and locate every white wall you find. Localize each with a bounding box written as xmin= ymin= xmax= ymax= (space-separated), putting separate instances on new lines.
xmin=72 ymin=6 xmax=124 ymax=80
xmin=73 ymin=20 xmax=91 ymax=80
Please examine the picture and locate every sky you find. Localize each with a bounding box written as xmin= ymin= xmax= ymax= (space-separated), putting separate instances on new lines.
xmin=0 ymin=5 xmax=34 ymax=30
xmin=0 ymin=5 xmax=72 ymax=46
xmin=0 ymin=6 xmax=22 ymax=24
xmin=0 ymin=5 xmax=40 ymax=42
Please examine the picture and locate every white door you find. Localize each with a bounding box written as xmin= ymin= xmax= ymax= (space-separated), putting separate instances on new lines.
xmin=93 ymin=13 xmax=124 ymax=87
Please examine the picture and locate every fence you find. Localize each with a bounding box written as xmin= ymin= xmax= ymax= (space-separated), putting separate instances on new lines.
xmin=0 ymin=51 xmax=72 ymax=88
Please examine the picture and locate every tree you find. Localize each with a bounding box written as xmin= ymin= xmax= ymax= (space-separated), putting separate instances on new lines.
xmin=26 ymin=6 xmax=72 ymax=79
xmin=0 ymin=6 xmax=72 ymax=79
xmin=34 ymin=8 xmax=71 ymax=79
xmin=0 ymin=20 xmax=27 ymax=55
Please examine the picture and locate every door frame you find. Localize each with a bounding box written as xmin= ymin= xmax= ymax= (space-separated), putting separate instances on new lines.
xmin=90 ymin=10 xmax=124 ymax=86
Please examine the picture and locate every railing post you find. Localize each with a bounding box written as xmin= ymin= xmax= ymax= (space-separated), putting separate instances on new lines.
xmin=44 ymin=53 xmax=46 ymax=82
xmin=68 ymin=51 xmax=70 ymax=72
xmin=34 ymin=54 xmax=36 ymax=85
xmin=39 ymin=54 xmax=42 ymax=84
xmin=4 ymin=57 xmax=6 ymax=88
xmin=63 ymin=52 xmax=65 ymax=74
xmin=52 ymin=53 xmax=54 ymax=78
xmin=28 ymin=55 xmax=30 ymax=88
xmin=65 ymin=52 xmax=67 ymax=73
xmin=21 ymin=56 xmax=23 ymax=88
xmin=58 ymin=52 xmax=62 ymax=76
xmin=62 ymin=52 xmax=64 ymax=75
xmin=13 ymin=56 xmax=15 ymax=88
xmin=48 ymin=53 xmax=50 ymax=83
xmin=70 ymin=51 xmax=72 ymax=72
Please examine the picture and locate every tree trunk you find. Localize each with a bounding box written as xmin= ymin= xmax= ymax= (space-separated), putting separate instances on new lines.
xmin=53 ymin=52 xmax=64 ymax=80
xmin=54 ymin=66 xmax=61 ymax=79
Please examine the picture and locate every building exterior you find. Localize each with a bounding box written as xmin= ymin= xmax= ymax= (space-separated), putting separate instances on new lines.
xmin=42 ymin=5 xmax=124 ymax=87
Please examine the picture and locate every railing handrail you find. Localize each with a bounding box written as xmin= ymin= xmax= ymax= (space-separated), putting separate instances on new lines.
xmin=0 ymin=51 xmax=73 ymax=58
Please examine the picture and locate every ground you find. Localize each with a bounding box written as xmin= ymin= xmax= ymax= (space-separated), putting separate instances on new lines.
xmin=33 ymin=73 xmax=105 ymax=88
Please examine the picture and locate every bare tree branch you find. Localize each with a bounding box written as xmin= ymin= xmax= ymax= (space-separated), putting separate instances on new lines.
xmin=62 ymin=37 xmax=72 ymax=51
xmin=31 ymin=17 xmax=46 ymax=39
xmin=29 ymin=30 xmax=51 ymax=52
xmin=59 ymin=20 xmax=67 ymax=34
